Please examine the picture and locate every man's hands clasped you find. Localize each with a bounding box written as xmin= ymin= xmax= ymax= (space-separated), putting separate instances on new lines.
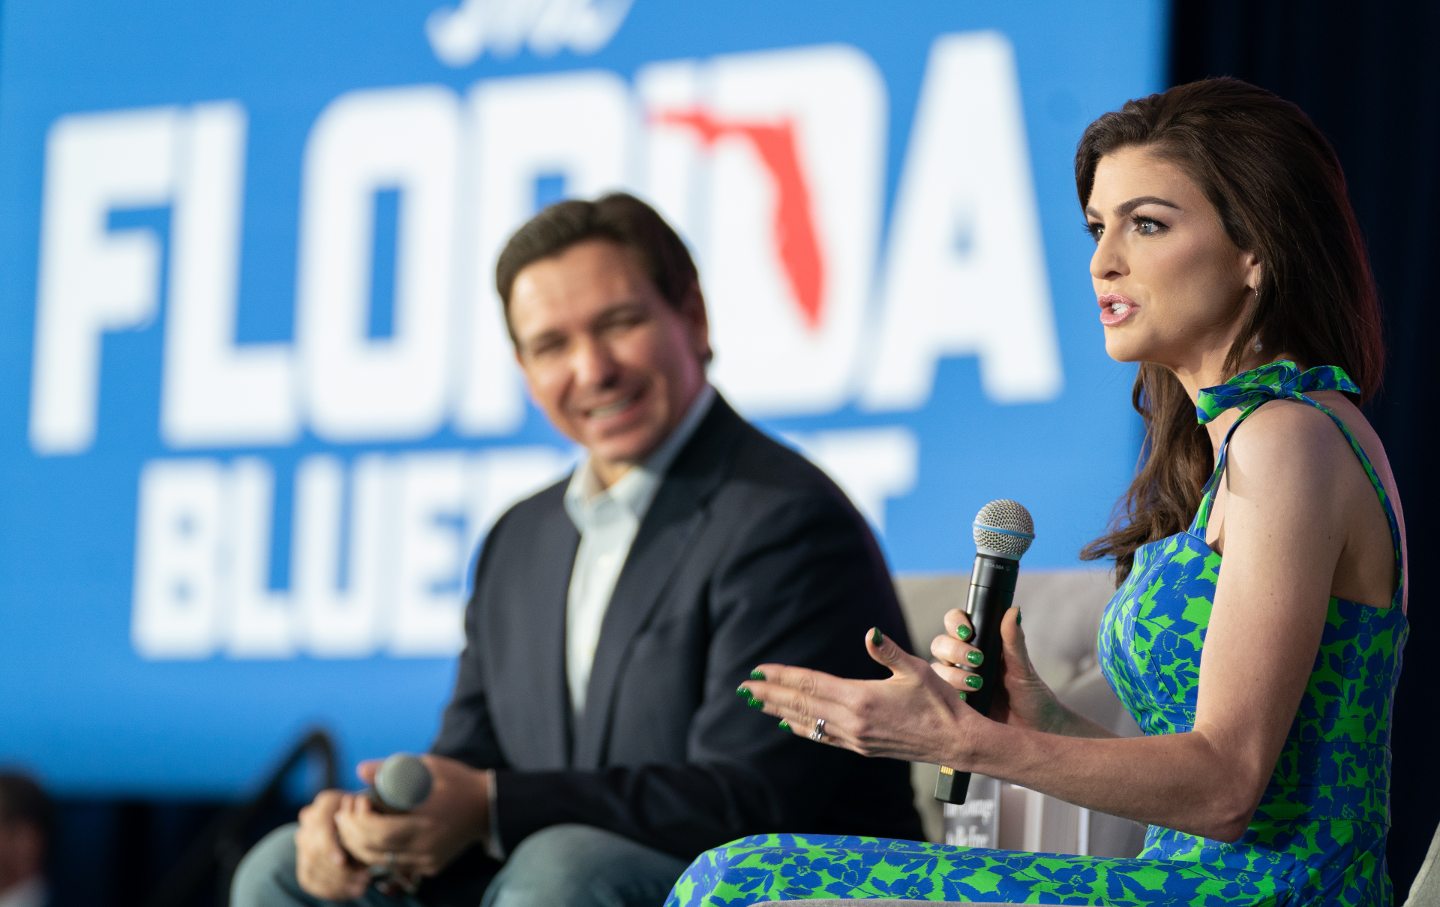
xmin=295 ymin=754 xmax=491 ymax=899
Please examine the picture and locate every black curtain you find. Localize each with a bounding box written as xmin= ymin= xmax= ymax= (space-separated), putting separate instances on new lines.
xmin=1170 ymin=0 xmax=1439 ymax=896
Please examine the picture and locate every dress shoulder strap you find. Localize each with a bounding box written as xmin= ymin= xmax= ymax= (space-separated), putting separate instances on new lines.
xmin=1187 ymin=361 xmax=1404 ymax=607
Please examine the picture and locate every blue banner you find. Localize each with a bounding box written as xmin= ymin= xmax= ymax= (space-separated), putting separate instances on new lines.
xmin=0 ymin=0 xmax=1166 ymax=795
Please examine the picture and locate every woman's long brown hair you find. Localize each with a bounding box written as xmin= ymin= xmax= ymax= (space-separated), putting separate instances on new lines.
xmin=1074 ymin=78 xmax=1384 ymax=581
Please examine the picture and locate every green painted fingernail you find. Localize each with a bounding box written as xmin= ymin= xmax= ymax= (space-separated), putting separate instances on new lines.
xmin=964 ymin=674 xmax=984 ymax=690
xmin=957 ymin=625 xmax=973 ymax=641
xmin=957 ymin=691 xmax=968 ymax=701
xmin=748 ymin=697 xmax=764 ymax=709
xmin=965 ymin=650 xmax=984 ymax=666
xmin=736 ymin=685 xmax=751 ymax=699
xmin=778 ymin=719 xmax=790 ymax=731
xmin=749 ymin=669 xmax=766 ymax=681
xmin=871 ymin=627 xmax=883 ymax=645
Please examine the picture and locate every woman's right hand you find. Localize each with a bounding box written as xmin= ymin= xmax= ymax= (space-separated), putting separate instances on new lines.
xmin=930 ymin=607 xmax=1068 ymax=734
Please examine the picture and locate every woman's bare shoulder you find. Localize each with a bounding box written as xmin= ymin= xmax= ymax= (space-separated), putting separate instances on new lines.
xmin=1223 ymin=397 xmax=1359 ymax=478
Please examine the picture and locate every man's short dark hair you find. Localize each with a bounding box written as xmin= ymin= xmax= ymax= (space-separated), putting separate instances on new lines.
xmin=0 ymin=771 xmax=54 ymax=844
xmin=494 ymin=191 xmax=699 ymax=334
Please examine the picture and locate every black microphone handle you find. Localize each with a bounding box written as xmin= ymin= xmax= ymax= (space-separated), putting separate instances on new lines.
xmin=934 ymin=553 xmax=1019 ymax=804
xmin=366 ymin=786 xmax=403 ymax=815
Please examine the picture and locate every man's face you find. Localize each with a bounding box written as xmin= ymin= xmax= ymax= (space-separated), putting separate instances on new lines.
xmin=508 ymin=239 xmax=710 ymax=488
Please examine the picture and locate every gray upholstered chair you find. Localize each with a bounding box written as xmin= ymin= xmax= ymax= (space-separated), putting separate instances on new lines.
xmin=1402 ymin=817 xmax=1440 ymax=906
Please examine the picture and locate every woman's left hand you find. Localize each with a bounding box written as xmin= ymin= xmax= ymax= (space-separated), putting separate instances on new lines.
xmin=739 ymin=628 xmax=984 ymax=767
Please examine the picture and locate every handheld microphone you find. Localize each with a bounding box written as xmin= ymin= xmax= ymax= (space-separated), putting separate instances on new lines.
xmin=367 ymin=753 xmax=433 ymax=814
xmin=362 ymin=753 xmax=433 ymax=893
xmin=934 ymin=499 xmax=1035 ymax=804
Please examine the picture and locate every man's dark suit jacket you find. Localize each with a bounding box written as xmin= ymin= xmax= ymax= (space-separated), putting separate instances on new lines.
xmin=431 ymin=396 xmax=924 ymax=860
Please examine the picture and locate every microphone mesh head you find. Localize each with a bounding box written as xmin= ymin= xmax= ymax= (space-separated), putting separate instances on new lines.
xmin=374 ymin=753 xmax=433 ymax=812
xmin=973 ymin=499 xmax=1035 ymax=560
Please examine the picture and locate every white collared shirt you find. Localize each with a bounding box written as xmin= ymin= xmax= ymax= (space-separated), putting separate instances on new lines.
xmin=560 ymin=384 xmax=716 ymax=714
xmin=485 ymin=385 xmax=716 ymax=858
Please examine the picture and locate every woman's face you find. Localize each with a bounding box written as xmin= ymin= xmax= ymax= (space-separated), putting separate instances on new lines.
xmin=1085 ymin=145 xmax=1259 ymax=380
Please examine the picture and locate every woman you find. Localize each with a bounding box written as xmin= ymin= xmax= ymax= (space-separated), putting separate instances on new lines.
xmin=667 ymin=78 xmax=1407 ymax=906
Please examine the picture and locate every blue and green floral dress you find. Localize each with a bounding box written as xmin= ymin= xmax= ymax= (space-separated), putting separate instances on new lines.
xmin=666 ymin=362 xmax=1407 ymax=906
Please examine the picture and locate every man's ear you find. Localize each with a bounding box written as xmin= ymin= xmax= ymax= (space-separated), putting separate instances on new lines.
xmin=682 ymin=283 xmax=713 ymax=364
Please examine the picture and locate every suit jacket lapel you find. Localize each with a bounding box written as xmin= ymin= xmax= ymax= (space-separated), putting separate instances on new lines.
xmin=572 ymin=399 xmax=746 ymax=768
xmin=526 ymin=495 xmax=578 ymax=766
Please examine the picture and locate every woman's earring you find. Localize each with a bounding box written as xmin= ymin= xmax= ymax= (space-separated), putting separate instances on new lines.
xmin=1250 ymin=288 xmax=1263 ymax=352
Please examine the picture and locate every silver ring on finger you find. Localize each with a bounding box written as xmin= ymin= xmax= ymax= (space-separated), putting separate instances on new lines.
xmin=809 ymin=717 xmax=827 ymax=742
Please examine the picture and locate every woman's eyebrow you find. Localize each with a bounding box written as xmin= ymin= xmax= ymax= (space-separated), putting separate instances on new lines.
xmin=1085 ymin=195 xmax=1182 ymax=220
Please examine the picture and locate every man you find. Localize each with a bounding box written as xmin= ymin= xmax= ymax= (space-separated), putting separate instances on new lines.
xmin=233 ymin=192 xmax=921 ymax=906
xmin=0 ymin=772 xmax=53 ymax=907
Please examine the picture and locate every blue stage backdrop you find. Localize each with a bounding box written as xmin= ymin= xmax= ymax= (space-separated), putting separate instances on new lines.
xmin=0 ymin=1 xmax=1166 ymax=796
